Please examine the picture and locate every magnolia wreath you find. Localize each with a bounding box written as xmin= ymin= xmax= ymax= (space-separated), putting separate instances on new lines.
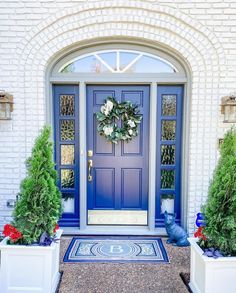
xmin=96 ymin=97 xmax=142 ymax=144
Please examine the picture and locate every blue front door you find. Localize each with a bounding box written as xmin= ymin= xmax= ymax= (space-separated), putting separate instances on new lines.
xmin=87 ymin=85 xmax=150 ymax=213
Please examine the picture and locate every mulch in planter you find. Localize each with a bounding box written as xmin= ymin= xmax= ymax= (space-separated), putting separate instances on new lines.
xmin=180 ymin=272 xmax=192 ymax=293
xmin=56 ymin=271 xmax=64 ymax=293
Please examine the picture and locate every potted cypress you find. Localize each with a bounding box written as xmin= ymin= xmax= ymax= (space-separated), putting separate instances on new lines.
xmin=188 ymin=128 xmax=236 ymax=293
xmin=0 ymin=126 xmax=62 ymax=293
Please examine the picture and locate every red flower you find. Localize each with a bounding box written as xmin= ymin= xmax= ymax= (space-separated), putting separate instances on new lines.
xmin=3 ymin=224 xmax=22 ymax=242
xmin=194 ymin=227 xmax=207 ymax=241
xmin=10 ymin=230 xmax=22 ymax=242
xmin=53 ymin=223 xmax=59 ymax=233
xmin=3 ymin=224 xmax=13 ymax=237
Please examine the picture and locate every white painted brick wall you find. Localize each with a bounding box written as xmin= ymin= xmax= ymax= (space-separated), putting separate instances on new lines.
xmin=0 ymin=0 xmax=235 ymax=234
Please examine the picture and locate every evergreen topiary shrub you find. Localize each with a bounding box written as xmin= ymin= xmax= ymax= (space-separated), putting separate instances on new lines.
xmin=202 ymin=128 xmax=236 ymax=256
xmin=9 ymin=126 xmax=61 ymax=245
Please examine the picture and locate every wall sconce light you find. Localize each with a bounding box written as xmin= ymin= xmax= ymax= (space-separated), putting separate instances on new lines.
xmin=0 ymin=90 xmax=14 ymax=120
xmin=221 ymin=93 xmax=236 ymax=123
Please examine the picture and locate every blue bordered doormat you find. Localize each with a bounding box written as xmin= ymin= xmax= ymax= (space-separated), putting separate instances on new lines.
xmin=63 ymin=237 xmax=169 ymax=263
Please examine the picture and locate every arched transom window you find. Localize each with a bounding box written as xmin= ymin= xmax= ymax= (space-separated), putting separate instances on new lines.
xmin=58 ymin=49 xmax=179 ymax=74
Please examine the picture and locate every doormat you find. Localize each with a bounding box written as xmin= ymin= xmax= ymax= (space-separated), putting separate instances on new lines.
xmin=63 ymin=237 xmax=169 ymax=263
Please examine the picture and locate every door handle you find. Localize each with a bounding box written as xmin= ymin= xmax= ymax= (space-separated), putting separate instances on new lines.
xmin=88 ymin=159 xmax=93 ymax=182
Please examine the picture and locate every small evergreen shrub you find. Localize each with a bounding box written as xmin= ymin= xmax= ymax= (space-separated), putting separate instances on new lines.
xmin=8 ymin=126 xmax=61 ymax=245
xmin=202 ymin=128 xmax=236 ymax=256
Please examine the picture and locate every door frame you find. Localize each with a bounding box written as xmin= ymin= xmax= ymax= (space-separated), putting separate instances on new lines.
xmin=52 ymin=79 xmax=186 ymax=235
xmin=49 ymin=77 xmax=189 ymax=235
xmin=47 ymin=40 xmax=191 ymax=234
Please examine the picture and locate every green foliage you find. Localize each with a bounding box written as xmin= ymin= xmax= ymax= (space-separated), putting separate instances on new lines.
xmin=202 ymin=128 xmax=236 ymax=256
xmin=13 ymin=126 xmax=61 ymax=245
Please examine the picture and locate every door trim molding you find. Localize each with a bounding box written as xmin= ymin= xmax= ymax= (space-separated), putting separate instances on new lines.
xmin=148 ymin=82 xmax=157 ymax=231
xmin=50 ymin=75 xmax=187 ymax=83
xmin=79 ymin=82 xmax=87 ymax=230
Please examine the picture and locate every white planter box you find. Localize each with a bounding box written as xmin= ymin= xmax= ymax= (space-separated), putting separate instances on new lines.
xmin=188 ymin=237 xmax=236 ymax=293
xmin=0 ymin=229 xmax=63 ymax=293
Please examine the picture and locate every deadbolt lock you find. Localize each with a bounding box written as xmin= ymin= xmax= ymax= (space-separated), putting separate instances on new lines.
xmin=88 ymin=150 xmax=93 ymax=157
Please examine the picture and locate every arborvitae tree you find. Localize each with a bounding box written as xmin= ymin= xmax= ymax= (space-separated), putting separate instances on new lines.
xmin=203 ymin=128 xmax=236 ymax=256
xmin=13 ymin=126 xmax=61 ymax=244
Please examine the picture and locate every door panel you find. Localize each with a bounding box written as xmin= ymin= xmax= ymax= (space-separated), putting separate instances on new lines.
xmin=94 ymin=168 xmax=115 ymax=208
xmin=87 ymin=85 xmax=150 ymax=213
xmin=121 ymin=123 xmax=142 ymax=155
xmin=121 ymin=168 xmax=142 ymax=208
xmin=93 ymin=115 xmax=115 ymax=155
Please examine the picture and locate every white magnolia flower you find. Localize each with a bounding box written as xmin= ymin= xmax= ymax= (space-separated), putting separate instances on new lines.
xmin=106 ymin=100 xmax=113 ymax=112
xmin=103 ymin=125 xmax=113 ymax=136
xmin=104 ymin=109 xmax=109 ymax=116
xmin=101 ymin=106 xmax=110 ymax=116
xmin=101 ymin=105 xmax=106 ymax=114
xmin=101 ymin=100 xmax=113 ymax=116
xmin=128 ymin=129 xmax=133 ymax=136
xmin=127 ymin=120 xmax=135 ymax=128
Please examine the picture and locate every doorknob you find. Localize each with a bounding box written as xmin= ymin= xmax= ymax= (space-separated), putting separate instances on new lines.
xmin=88 ymin=159 xmax=93 ymax=182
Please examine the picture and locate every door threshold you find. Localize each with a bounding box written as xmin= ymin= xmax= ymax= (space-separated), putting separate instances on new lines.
xmin=61 ymin=227 xmax=167 ymax=236
xmin=88 ymin=210 xmax=148 ymax=225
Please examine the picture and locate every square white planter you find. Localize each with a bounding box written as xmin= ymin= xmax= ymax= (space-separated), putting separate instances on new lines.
xmin=0 ymin=229 xmax=63 ymax=293
xmin=188 ymin=237 xmax=236 ymax=293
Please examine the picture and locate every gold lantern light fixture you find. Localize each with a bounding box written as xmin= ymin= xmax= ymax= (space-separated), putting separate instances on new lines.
xmin=221 ymin=93 xmax=236 ymax=123
xmin=0 ymin=90 xmax=14 ymax=120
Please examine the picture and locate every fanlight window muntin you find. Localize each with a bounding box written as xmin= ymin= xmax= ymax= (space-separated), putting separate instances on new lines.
xmin=58 ymin=49 xmax=179 ymax=74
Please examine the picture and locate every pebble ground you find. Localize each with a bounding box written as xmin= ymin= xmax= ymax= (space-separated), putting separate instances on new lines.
xmin=59 ymin=236 xmax=190 ymax=293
